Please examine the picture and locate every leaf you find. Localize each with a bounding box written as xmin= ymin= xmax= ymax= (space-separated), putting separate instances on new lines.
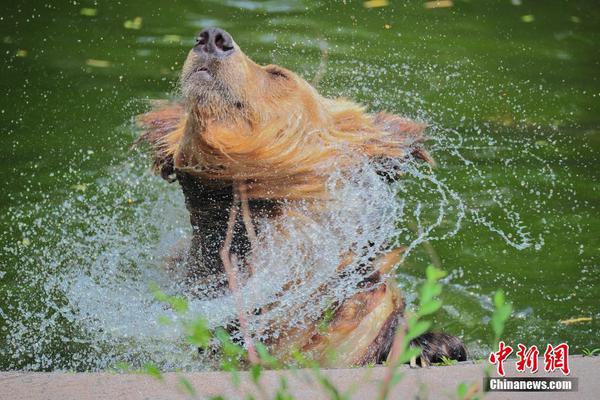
xmin=71 ymin=183 xmax=89 ymax=192
xmin=163 ymin=34 xmax=182 ymax=44
xmin=418 ymin=299 xmax=442 ymax=317
xmin=124 ymin=17 xmax=143 ymax=30
xmin=80 ymin=8 xmax=97 ymax=17
xmin=457 ymin=382 xmax=468 ymax=399
xmin=494 ymin=290 xmax=505 ymax=309
xmin=491 ymin=291 xmax=512 ymax=340
xmin=424 ymin=1 xmax=454 ymax=9
xmin=256 ymin=342 xmax=280 ymax=368
xmin=178 ymin=376 xmax=196 ymax=396
xmin=390 ymin=371 xmax=404 ymax=386
xmin=427 ymin=265 xmax=446 ymax=280
xmin=113 ymin=361 xmax=130 ymax=372
xmin=559 ymin=317 xmax=592 ymax=325
xmin=419 ymin=283 xmax=442 ymax=303
xmin=86 ymin=59 xmax=111 ymax=68
xmin=398 ymin=346 xmax=422 ymax=364
xmin=521 ymin=15 xmax=535 ymax=23
xmin=143 ymin=363 xmax=163 ymax=380
xmin=250 ymin=364 xmax=262 ymax=384
xmin=363 ymin=0 xmax=389 ymax=8
xmin=406 ymin=320 xmax=431 ymax=341
xmin=186 ymin=318 xmax=211 ymax=347
xmin=169 ymin=296 xmax=189 ymax=314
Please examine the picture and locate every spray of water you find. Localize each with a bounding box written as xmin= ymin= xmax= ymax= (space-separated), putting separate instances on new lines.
xmin=0 ymin=59 xmax=568 ymax=371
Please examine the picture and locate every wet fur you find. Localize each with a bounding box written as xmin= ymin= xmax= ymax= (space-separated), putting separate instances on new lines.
xmin=136 ymin=33 xmax=465 ymax=366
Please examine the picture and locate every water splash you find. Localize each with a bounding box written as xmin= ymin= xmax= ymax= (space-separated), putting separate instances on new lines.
xmin=0 ymin=59 xmax=576 ymax=370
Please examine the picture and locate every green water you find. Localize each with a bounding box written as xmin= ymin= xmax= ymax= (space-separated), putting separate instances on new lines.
xmin=1 ymin=0 xmax=598 ymax=370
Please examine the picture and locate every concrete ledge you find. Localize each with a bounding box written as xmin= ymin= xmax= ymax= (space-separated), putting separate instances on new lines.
xmin=1 ymin=356 xmax=598 ymax=399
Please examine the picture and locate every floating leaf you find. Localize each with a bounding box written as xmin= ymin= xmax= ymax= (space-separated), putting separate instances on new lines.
xmin=570 ymin=16 xmax=581 ymax=23
xmin=424 ymin=1 xmax=453 ymax=9
xmin=80 ymin=8 xmax=97 ymax=17
xmin=86 ymin=59 xmax=111 ymax=68
xmin=364 ymin=0 xmax=389 ymax=8
xmin=163 ymin=34 xmax=182 ymax=44
xmin=521 ymin=15 xmax=535 ymax=23
xmin=124 ymin=16 xmax=143 ymax=30
xmin=384 ymin=24 xmax=391 ymax=29
xmin=16 ymin=49 xmax=27 ymax=58
xmin=559 ymin=317 xmax=592 ymax=325
xmin=71 ymin=183 xmax=88 ymax=192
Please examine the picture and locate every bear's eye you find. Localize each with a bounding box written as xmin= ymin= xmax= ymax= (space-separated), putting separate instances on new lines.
xmin=266 ymin=67 xmax=288 ymax=79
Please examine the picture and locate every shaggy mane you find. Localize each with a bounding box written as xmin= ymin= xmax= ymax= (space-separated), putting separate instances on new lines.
xmin=137 ymin=99 xmax=431 ymax=200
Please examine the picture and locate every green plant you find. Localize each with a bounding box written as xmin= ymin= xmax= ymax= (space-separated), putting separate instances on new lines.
xmin=124 ymin=267 xmax=513 ymax=400
xmin=582 ymin=347 xmax=600 ymax=357
xmin=433 ymin=355 xmax=458 ymax=366
xmin=378 ymin=265 xmax=447 ymax=400
xmin=490 ymin=289 xmax=512 ymax=344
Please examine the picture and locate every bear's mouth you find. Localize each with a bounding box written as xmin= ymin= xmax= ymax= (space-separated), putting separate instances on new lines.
xmin=193 ymin=66 xmax=212 ymax=80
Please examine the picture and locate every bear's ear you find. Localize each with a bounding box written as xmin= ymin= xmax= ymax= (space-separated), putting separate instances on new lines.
xmin=134 ymin=101 xmax=186 ymax=182
xmin=371 ymin=112 xmax=434 ymax=165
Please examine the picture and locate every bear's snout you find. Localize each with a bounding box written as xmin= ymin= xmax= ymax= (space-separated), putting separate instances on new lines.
xmin=194 ymin=27 xmax=235 ymax=58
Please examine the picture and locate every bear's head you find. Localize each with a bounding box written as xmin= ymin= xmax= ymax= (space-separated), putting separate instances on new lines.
xmin=140 ymin=28 xmax=429 ymax=200
xmin=180 ymin=27 xmax=328 ymax=128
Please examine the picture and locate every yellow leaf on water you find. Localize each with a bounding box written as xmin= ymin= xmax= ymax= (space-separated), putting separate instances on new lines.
xmin=424 ymin=0 xmax=453 ymax=9
xmin=384 ymin=24 xmax=391 ymax=29
xmin=364 ymin=0 xmax=389 ymax=8
xmin=559 ymin=317 xmax=592 ymax=325
xmin=124 ymin=16 xmax=143 ymax=30
xmin=16 ymin=49 xmax=27 ymax=58
xmin=163 ymin=34 xmax=182 ymax=44
xmin=521 ymin=14 xmax=535 ymax=23
xmin=86 ymin=59 xmax=111 ymax=68
xmin=80 ymin=8 xmax=97 ymax=17
xmin=71 ymin=183 xmax=89 ymax=192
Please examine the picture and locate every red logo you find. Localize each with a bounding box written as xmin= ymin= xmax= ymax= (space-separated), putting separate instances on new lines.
xmin=489 ymin=342 xmax=570 ymax=376
xmin=489 ymin=341 xmax=513 ymax=376
xmin=516 ymin=344 xmax=539 ymax=373
xmin=544 ymin=343 xmax=570 ymax=375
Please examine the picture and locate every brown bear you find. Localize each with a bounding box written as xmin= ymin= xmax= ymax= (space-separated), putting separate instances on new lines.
xmin=137 ymin=27 xmax=466 ymax=367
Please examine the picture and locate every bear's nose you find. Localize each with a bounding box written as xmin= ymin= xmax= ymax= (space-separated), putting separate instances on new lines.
xmin=194 ymin=27 xmax=235 ymax=57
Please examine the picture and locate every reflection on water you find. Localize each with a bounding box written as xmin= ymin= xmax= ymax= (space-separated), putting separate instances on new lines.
xmin=0 ymin=0 xmax=598 ymax=370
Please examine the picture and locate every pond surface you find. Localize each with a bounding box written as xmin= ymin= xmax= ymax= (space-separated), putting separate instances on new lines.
xmin=0 ymin=0 xmax=598 ymax=370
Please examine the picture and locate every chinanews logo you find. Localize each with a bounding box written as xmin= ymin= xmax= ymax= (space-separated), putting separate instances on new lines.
xmin=485 ymin=342 xmax=578 ymax=392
